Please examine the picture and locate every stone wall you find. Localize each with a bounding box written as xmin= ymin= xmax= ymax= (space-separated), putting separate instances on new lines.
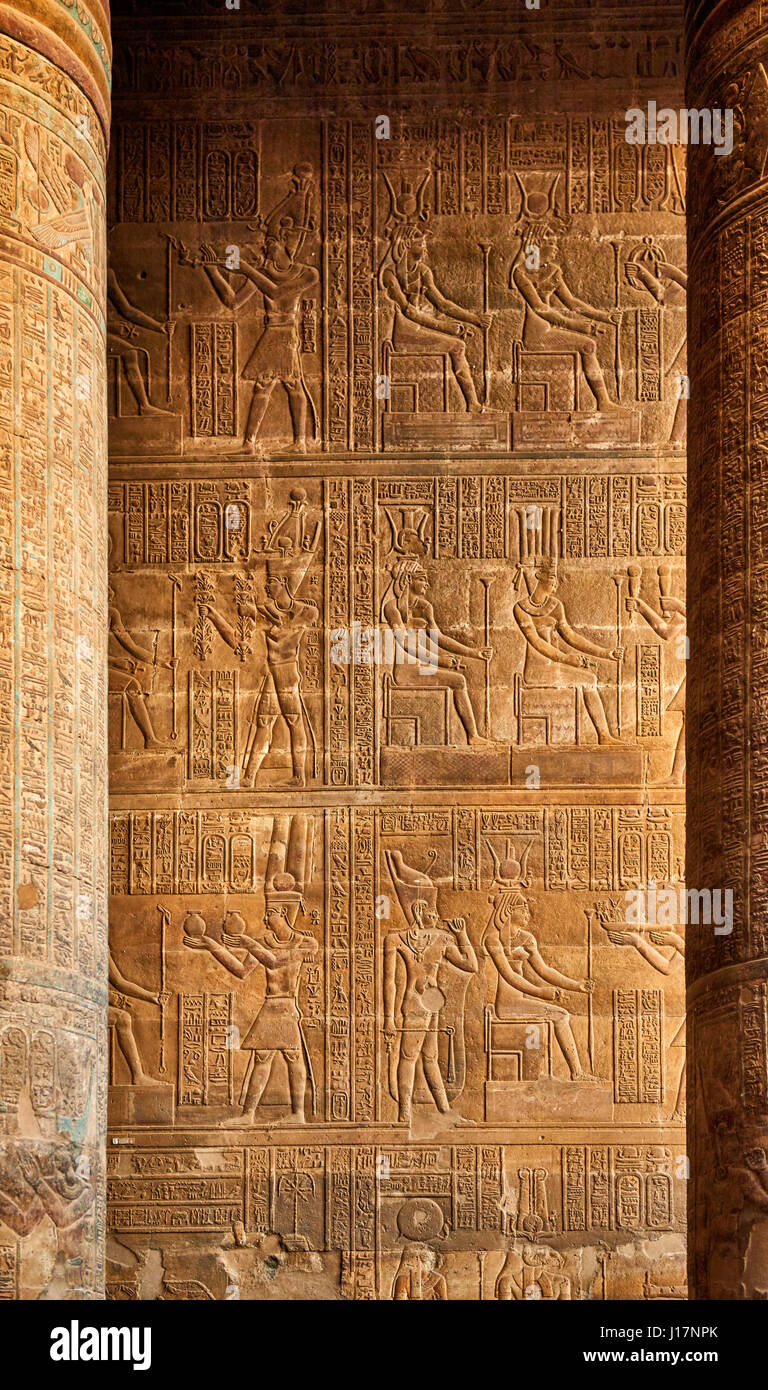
xmin=103 ymin=0 xmax=688 ymax=1301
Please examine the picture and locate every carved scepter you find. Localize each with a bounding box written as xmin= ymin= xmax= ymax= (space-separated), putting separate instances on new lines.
xmin=480 ymin=578 xmax=492 ymax=737
xmin=585 ymin=908 xmax=595 ymax=1074
xmin=597 ymin=1249 xmax=608 ymax=1300
xmin=613 ymin=575 xmax=623 ymax=736
xmin=658 ymin=560 xmax=673 ymax=605
xmin=168 ymin=574 xmax=181 ymax=740
xmin=156 ymin=904 xmax=171 ymax=1075
xmin=478 ymin=240 xmax=491 ymax=405
xmin=166 ymin=235 xmax=174 ymax=403
xmin=610 ymin=238 xmax=623 ymax=401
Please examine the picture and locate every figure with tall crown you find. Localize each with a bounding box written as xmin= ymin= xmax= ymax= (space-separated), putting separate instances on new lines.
xmin=512 ymin=509 xmax=622 ymax=746
xmin=184 ymin=815 xmax=318 ymax=1125
xmin=178 ymin=163 xmax=319 ymax=452
xmin=200 ymin=491 xmax=319 ymax=787
xmin=383 ymin=850 xmax=478 ymax=1126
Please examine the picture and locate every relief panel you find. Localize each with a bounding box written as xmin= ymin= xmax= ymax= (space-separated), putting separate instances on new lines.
xmin=100 ymin=0 xmax=688 ymax=1300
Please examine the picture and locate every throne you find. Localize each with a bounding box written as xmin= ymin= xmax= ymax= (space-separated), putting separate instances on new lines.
xmin=382 ymin=341 xmax=451 ymax=415
xmin=383 ymin=673 xmax=451 ymax=747
xmin=513 ymin=671 xmax=582 ymax=747
xmin=513 ymin=341 xmax=583 ymax=414
xmin=511 ymin=339 xmax=641 ymax=449
xmin=485 ymin=1006 xmax=554 ymax=1082
xmin=380 ymin=341 xmax=507 ymax=450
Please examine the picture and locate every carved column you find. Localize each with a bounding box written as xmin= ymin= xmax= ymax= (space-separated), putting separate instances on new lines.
xmin=687 ymin=0 xmax=768 ymax=1298
xmin=0 ymin=3 xmax=110 ymax=1297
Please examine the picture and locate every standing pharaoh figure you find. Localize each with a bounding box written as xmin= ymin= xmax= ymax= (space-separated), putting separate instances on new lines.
xmin=184 ymin=897 xmax=317 ymax=1126
xmin=201 ymin=517 xmax=319 ymax=788
xmin=510 ymin=224 xmax=622 ymax=413
xmin=383 ymin=851 xmax=478 ymax=1126
xmin=188 ymin=163 xmax=318 ymax=452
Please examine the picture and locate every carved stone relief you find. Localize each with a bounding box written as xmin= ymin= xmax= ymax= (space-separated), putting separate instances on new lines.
xmin=100 ymin=0 xmax=688 ymax=1300
xmin=0 ymin=7 xmax=110 ymax=1299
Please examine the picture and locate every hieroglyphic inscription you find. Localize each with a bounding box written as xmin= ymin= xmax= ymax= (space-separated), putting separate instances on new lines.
xmin=0 ymin=18 xmax=109 ymax=1300
xmin=178 ymin=993 xmax=234 ymax=1106
xmin=103 ymin=0 xmax=688 ymax=1300
xmin=613 ymin=989 xmax=664 ymax=1104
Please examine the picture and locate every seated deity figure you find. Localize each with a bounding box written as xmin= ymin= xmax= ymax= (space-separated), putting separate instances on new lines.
xmin=381 ymin=556 xmax=493 ymax=747
xmin=379 ymin=220 xmax=491 ymax=412
xmin=510 ymin=225 xmax=622 ymax=414
xmin=513 ymin=555 xmax=622 ymax=746
xmin=482 ymin=881 xmax=599 ymax=1085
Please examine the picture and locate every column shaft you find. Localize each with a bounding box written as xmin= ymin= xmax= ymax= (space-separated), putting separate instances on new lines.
xmin=686 ymin=0 xmax=768 ymax=1299
xmin=0 ymin=2 xmax=110 ymax=1299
